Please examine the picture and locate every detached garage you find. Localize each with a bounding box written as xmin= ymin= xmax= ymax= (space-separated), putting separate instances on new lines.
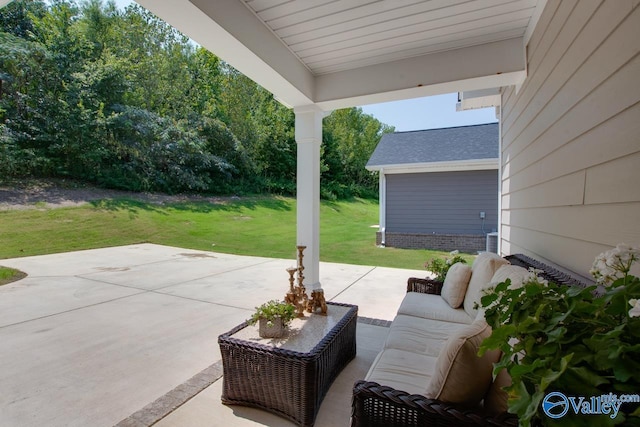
xmin=366 ymin=123 xmax=499 ymax=253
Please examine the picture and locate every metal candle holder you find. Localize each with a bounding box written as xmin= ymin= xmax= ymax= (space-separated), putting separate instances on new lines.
xmin=284 ymin=245 xmax=327 ymax=317
xmin=297 ymin=245 xmax=306 ymax=288
xmin=284 ymin=246 xmax=309 ymax=318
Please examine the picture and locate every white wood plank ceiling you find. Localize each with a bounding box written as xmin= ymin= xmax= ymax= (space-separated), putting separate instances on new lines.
xmin=242 ymin=0 xmax=538 ymax=75
xmin=135 ymin=0 xmax=541 ymax=108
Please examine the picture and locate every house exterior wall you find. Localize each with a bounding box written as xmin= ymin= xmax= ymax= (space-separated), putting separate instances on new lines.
xmin=375 ymin=232 xmax=487 ymax=253
xmin=500 ymin=0 xmax=640 ymax=277
xmin=382 ymin=170 xmax=498 ymax=251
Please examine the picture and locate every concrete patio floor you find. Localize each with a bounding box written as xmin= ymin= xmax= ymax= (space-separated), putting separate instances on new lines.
xmin=0 ymin=244 xmax=427 ymax=427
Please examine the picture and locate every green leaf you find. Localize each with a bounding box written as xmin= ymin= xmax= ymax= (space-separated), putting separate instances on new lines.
xmin=540 ymin=354 xmax=573 ymax=390
xmin=566 ymin=366 xmax=608 ymax=387
xmin=508 ymin=380 xmax=532 ymax=415
xmin=480 ymin=324 xmax=516 ymax=353
xmin=546 ymin=324 xmax=566 ymax=339
xmin=535 ymin=342 xmax=561 ymax=356
xmin=613 ymin=363 xmax=633 ymax=382
xmin=510 ymin=362 xmax=539 ymax=377
xmin=480 ymin=292 xmax=498 ymax=308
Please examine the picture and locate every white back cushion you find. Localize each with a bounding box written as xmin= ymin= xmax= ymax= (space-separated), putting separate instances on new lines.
xmin=463 ymin=252 xmax=509 ymax=318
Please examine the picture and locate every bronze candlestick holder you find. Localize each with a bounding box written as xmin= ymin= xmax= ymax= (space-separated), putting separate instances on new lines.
xmin=284 ymin=246 xmax=309 ymax=318
xmin=296 ymin=245 xmax=306 ymax=288
xmin=307 ymin=289 xmax=327 ymax=315
xmin=284 ymin=267 xmax=302 ymax=317
xmin=284 ymin=245 xmax=328 ymax=317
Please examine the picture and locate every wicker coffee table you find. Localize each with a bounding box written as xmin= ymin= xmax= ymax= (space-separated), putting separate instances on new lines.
xmin=218 ymin=301 xmax=358 ymax=427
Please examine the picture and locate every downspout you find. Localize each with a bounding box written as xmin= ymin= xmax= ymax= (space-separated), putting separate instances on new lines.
xmin=379 ymin=168 xmax=386 ymax=247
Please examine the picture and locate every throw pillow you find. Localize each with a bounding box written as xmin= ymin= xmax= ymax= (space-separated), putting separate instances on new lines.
xmin=484 ymin=367 xmax=512 ymax=415
xmin=489 ymin=264 xmax=530 ymax=289
xmin=441 ymin=262 xmax=472 ymax=308
xmin=425 ymin=320 xmax=501 ymax=406
xmin=463 ymin=252 xmax=510 ymax=318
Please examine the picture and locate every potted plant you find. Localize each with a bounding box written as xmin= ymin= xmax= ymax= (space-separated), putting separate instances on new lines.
xmin=479 ymin=244 xmax=640 ymax=427
xmin=424 ymin=250 xmax=468 ymax=281
xmin=249 ymin=299 xmax=296 ymax=338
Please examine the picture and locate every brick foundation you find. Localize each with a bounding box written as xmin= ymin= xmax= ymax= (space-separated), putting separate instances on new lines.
xmin=377 ymin=232 xmax=487 ymax=253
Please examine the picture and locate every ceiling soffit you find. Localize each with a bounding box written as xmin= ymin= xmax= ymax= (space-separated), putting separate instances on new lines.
xmin=136 ymin=0 xmax=542 ymax=110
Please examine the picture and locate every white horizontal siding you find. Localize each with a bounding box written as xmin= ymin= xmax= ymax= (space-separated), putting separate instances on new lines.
xmin=585 ymin=152 xmax=640 ymax=204
xmin=503 ymin=1 xmax=638 ymax=161
xmin=500 ymin=0 xmax=640 ymax=277
xmin=502 ymin=102 xmax=640 ymax=195
xmin=386 ymin=170 xmax=498 ymax=235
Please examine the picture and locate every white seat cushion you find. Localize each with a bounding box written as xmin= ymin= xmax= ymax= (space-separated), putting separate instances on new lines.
xmin=441 ymin=262 xmax=472 ymax=308
xmin=384 ymin=314 xmax=468 ymax=356
xmin=463 ymin=252 xmax=510 ymax=318
xmin=365 ymin=348 xmax=437 ymax=396
xmin=398 ymin=292 xmax=474 ymax=324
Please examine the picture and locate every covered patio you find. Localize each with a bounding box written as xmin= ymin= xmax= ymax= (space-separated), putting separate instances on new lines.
xmin=0 ymin=0 xmax=638 ymax=425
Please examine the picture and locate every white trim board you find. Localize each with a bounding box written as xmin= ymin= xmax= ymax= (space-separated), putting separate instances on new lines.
xmin=367 ymin=158 xmax=499 ymax=174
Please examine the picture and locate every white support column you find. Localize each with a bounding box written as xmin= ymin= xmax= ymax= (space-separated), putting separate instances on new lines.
xmin=379 ymin=169 xmax=386 ymax=247
xmin=294 ymin=105 xmax=323 ymax=291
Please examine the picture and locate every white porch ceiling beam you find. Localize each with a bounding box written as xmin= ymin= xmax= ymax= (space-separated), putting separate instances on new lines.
xmin=314 ymin=37 xmax=526 ymax=110
xmin=136 ymin=0 xmax=315 ymax=108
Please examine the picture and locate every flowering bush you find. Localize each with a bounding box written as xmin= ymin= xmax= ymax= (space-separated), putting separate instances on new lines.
xmin=479 ymin=244 xmax=640 ymax=427
xmin=424 ymin=250 xmax=467 ymax=281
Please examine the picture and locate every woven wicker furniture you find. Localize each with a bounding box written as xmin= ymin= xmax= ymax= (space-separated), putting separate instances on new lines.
xmin=219 ymin=301 xmax=358 ymax=427
xmin=351 ymin=254 xmax=591 ymax=427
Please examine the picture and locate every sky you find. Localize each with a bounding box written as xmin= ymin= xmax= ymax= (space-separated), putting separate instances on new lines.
xmin=111 ymin=0 xmax=497 ymax=133
xmin=359 ymin=94 xmax=497 ymax=132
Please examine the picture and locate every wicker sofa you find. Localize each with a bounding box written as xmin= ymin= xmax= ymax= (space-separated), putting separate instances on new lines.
xmin=352 ymin=252 xmax=591 ymax=427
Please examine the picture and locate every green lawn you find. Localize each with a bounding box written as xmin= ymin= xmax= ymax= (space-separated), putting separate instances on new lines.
xmin=0 ymin=196 xmax=474 ymax=270
xmin=0 ymin=266 xmax=26 ymax=285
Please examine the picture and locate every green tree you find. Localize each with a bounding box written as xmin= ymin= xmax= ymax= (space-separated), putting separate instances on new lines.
xmin=0 ymin=0 xmax=393 ymax=198
xmin=322 ymin=107 xmax=394 ymax=198
xmin=0 ymin=0 xmax=47 ymax=38
xmin=187 ymin=47 xmax=223 ymax=119
xmin=249 ymin=88 xmax=296 ymax=194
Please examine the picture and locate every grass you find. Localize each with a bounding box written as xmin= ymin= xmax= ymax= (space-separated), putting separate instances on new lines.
xmin=0 ymin=196 xmax=474 ymax=270
xmin=0 ymin=266 xmax=27 ymax=285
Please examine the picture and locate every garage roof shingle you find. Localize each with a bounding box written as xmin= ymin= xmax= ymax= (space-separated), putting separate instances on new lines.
xmin=366 ymin=122 xmax=498 ymax=168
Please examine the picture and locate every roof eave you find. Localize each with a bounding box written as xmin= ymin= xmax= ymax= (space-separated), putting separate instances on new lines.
xmin=366 ymin=158 xmax=499 ymax=174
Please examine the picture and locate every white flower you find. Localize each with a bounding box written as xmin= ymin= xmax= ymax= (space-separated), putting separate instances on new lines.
xmin=629 ymin=299 xmax=640 ymax=318
xmin=591 ymin=243 xmax=640 ymax=286
xmin=525 ymin=268 xmax=548 ymax=286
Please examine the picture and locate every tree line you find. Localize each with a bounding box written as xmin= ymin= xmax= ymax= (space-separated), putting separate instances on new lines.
xmin=0 ymin=0 xmax=393 ymax=198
